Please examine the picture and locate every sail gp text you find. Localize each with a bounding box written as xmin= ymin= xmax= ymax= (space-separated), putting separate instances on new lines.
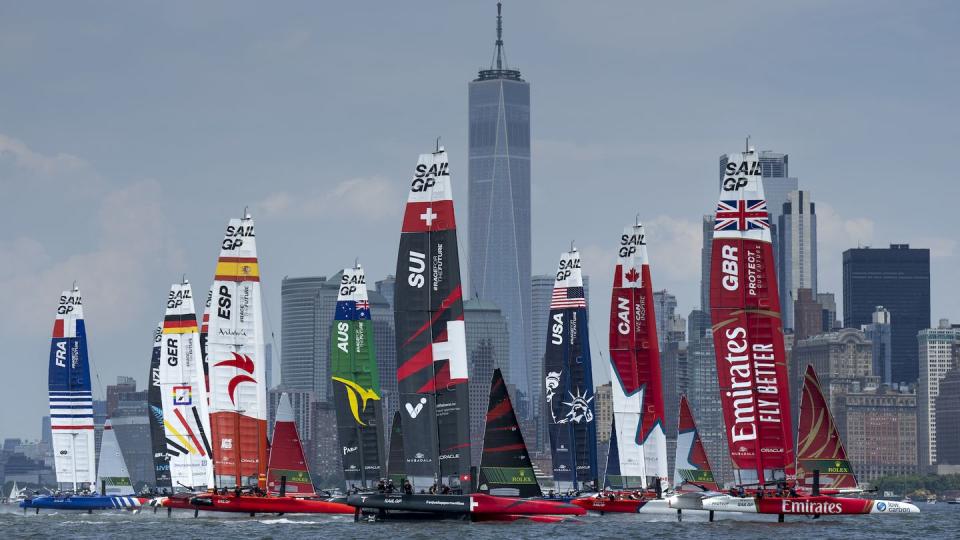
xmin=722 ymin=326 xmax=782 ymax=444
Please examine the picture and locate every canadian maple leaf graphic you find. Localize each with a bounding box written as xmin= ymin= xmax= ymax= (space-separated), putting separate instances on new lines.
xmin=625 ymin=267 xmax=640 ymax=283
xmin=215 ymin=352 xmax=256 ymax=405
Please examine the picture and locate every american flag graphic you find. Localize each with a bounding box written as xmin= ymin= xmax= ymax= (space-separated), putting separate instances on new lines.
xmin=714 ymin=199 xmax=770 ymax=231
xmin=355 ymin=300 xmax=370 ymax=310
xmin=551 ymin=286 xmax=586 ymax=309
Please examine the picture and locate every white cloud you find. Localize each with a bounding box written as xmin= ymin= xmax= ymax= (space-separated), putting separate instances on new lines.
xmin=0 ymin=133 xmax=86 ymax=175
xmin=257 ymin=175 xmax=401 ymax=221
xmin=0 ymin=180 xmax=184 ymax=335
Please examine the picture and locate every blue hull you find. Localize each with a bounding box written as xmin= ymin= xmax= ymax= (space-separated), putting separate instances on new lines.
xmin=20 ymin=495 xmax=143 ymax=511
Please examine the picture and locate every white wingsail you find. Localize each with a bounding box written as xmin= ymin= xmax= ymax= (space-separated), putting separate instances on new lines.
xmin=96 ymin=419 xmax=133 ymax=495
xmin=159 ymin=279 xmax=215 ymax=490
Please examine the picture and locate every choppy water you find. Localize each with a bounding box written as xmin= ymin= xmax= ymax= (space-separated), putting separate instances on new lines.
xmin=1 ymin=501 xmax=953 ymax=539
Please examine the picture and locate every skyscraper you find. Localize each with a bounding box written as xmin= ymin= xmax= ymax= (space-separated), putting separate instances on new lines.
xmin=917 ymin=320 xmax=960 ymax=467
xmin=469 ymin=2 xmax=532 ymax=404
xmin=842 ymin=244 xmax=931 ymax=383
xmin=686 ymin=309 xmax=731 ymax=485
xmin=793 ymin=288 xmax=824 ymax=342
xmin=861 ymin=306 xmax=892 ymax=384
xmin=653 ymin=289 xmax=682 ymax=348
xmin=779 ymin=190 xmax=817 ymax=330
xmin=464 ymin=299 xmax=510 ymax=465
xmin=699 ymin=215 xmax=713 ymax=312
xmin=844 ymin=385 xmax=918 ymax=481
xmin=280 ymin=274 xmax=340 ymax=402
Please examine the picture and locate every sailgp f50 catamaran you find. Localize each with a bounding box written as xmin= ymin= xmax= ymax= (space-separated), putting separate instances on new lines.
xmin=544 ymin=247 xmax=598 ymax=493
xmin=698 ymin=144 xmax=918 ymax=520
xmin=331 ymin=263 xmax=385 ymax=489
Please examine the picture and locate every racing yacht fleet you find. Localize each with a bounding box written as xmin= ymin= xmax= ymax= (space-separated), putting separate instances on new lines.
xmin=22 ymin=142 xmax=919 ymax=523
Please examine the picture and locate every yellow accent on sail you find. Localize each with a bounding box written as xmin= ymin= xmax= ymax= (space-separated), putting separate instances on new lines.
xmin=332 ymin=376 xmax=380 ymax=426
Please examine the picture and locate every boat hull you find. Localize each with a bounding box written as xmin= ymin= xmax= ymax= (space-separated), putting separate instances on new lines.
xmin=158 ymin=493 xmax=353 ymax=514
xmin=572 ymin=494 xmax=674 ymax=514
xmin=347 ymin=493 xmax=585 ymax=520
xmin=20 ymin=495 xmax=146 ymax=511
xmin=701 ymin=495 xmax=919 ymax=515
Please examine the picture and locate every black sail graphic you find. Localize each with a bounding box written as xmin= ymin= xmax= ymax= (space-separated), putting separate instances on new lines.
xmin=394 ymin=148 xmax=472 ymax=491
xmin=478 ymin=368 xmax=541 ymax=498
xmin=543 ymin=248 xmax=598 ymax=491
xmin=147 ymin=321 xmax=172 ymax=490
xmin=387 ymin=410 xmax=406 ymax=484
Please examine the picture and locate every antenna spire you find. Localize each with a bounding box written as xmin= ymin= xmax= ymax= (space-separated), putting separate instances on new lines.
xmin=495 ymin=2 xmax=504 ymax=71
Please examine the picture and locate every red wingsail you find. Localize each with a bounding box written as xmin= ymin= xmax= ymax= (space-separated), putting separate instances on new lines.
xmin=673 ymin=395 xmax=720 ymax=491
xmin=709 ymin=148 xmax=794 ymax=486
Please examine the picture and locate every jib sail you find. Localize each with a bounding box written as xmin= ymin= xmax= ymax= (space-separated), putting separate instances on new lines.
xmin=796 ymin=365 xmax=858 ymax=491
xmin=478 ymin=368 xmax=541 ymax=498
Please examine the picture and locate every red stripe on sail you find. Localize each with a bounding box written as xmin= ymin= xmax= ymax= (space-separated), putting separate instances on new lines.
xmin=174 ymin=408 xmax=205 ymax=457
xmin=52 ymin=425 xmax=94 ymax=430
xmin=52 ymin=319 xmax=65 ymax=338
xmin=483 ymin=443 xmax=527 ymax=453
xmin=217 ymin=257 xmax=259 ymax=263
xmin=397 ymin=346 xmax=433 ymax=382
xmin=401 ymin=200 xmax=455 ymax=233
xmin=401 ymin=286 xmax=462 ymax=347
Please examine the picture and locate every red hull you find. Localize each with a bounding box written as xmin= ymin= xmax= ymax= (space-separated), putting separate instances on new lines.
xmin=160 ymin=493 xmax=353 ymax=514
xmin=471 ymin=493 xmax=585 ymax=516
xmin=571 ymin=492 xmax=658 ymax=513
xmin=757 ymin=495 xmax=872 ymax=515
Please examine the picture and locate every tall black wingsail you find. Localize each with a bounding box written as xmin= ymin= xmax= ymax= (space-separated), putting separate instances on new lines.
xmin=147 ymin=321 xmax=172 ymax=490
xmin=394 ymin=148 xmax=472 ymax=491
xmin=478 ymin=368 xmax=541 ymax=498
xmin=543 ymin=248 xmax=598 ymax=491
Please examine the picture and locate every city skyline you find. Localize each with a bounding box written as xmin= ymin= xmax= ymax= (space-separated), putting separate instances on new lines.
xmin=2 ymin=2 xmax=959 ymax=439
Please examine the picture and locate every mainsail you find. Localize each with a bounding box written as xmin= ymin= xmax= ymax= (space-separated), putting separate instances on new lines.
xmin=477 ymin=368 xmax=541 ymax=498
xmin=266 ymin=393 xmax=315 ymax=496
xmin=206 ymin=212 xmax=268 ymax=489
xmin=393 ymin=147 xmax=472 ymax=491
xmin=673 ymin=395 xmax=719 ymax=491
xmin=543 ymin=248 xmax=598 ymax=491
xmin=606 ymin=222 xmax=667 ymax=489
xmin=147 ymin=321 xmax=172 ymax=490
xmin=387 ymin=410 xmax=406 ymax=485
xmin=96 ymin=419 xmax=133 ymax=495
xmin=331 ymin=263 xmax=384 ymax=489
xmin=48 ymin=286 xmax=96 ymax=490
xmin=159 ymin=280 xmax=214 ymax=490
xmin=709 ymin=147 xmax=794 ymax=486
xmin=796 ymin=365 xmax=858 ymax=490
xmin=199 ymin=287 xmax=212 ymax=394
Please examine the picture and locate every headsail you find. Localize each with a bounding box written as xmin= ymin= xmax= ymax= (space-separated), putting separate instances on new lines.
xmin=48 ymin=286 xmax=96 ymax=490
xmin=393 ymin=147 xmax=472 ymax=491
xmin=266 ymin=393 xmax=315 ymax=496
xmin=206 ymin=213 xmax=268 ymax=489
xmin=796 ymin=365 xmax=858 ymax=490
xmin=607 ymin=222 xmax=667 ymax=489
xmin=543 ymin=248 xmax=598 ymax=491
xmin=159 ymin=280 xmax=214 ymax=490
xmin=96 ymin=419 xmax=133 ymax=495
xmin=673 ymin=395 xmax=720 ymax=491
xmin=331 ymin=263 xmax=384 ymax=489
xmin=478 ymin=368 xmax=541 ymax=498
xmin=709 ymin=147 xmax=794 ymax=486
xmin=147 ymin=321 xmax=172 ymax=490
xmin=387 ymin=410 xmax=406 ymax=485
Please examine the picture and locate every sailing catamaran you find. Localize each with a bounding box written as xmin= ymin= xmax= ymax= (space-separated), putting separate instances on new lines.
xmin=148 ymin=321 xmax=173 ymax=492
xmin=157 ymin=279 xmax=215 ymax=491
xmin=543 ymin=247 xmax=598 ymax=493
xmin=158 ymin=214 xmax=351 ymax=515
xmin=22 ymin=286 xmax=148 ymax=512
xmin=331 ymin=263 xmax=385 ymax=489
xmin=697 ymin=144 xmax=917 ymax=519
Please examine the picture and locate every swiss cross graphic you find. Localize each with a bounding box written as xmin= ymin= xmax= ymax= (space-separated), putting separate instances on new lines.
xmin=624 ymin=268 xmax=640 ymax=283
xmin=420 ymin=207 xmax=437 ymax=226
xmin=469 ymin=496 xmax=479 ymax=511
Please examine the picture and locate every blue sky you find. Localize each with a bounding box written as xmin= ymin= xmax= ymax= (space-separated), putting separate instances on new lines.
xmin=2 ymin=1 xmax=958 ymax=438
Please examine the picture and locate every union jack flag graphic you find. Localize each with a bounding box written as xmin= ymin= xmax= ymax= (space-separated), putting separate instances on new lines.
xmin=551 ymin=286 xmax=586 ymax=309
xmin=355 ymin=300 xmax=370 ymax=310
xmin=714 ymin=199 xmax=770 ymax=231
